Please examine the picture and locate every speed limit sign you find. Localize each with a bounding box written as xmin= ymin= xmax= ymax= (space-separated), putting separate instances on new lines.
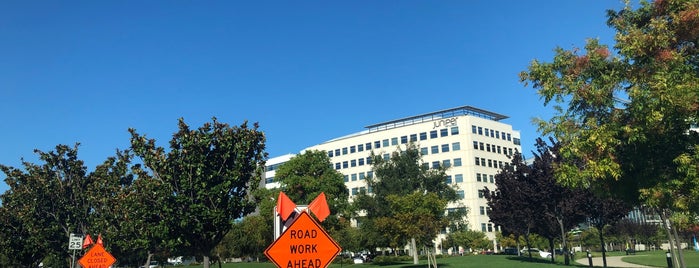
xmin=69 ymin=233 xmax=83 ymax=250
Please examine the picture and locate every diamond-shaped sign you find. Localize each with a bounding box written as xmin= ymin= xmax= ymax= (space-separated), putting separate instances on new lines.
xmin=265 ymin=211 xmax=341 ymax=268
xmin=78 ymin=244 xmax=116 ymax=268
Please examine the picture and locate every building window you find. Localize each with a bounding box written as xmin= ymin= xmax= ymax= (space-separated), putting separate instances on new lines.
xmin=441 ymin=144 xmax=450 ymax=152
xmin=421 ymin=147 xmax=428 ymax=156
xmin=513 ymin=137 xmax=521 ymax=145
xmin=335 ymin=149 xmax=341 ymax=156
xmin=451 ymin=126 xmax=459 ymax=135
xmin=335 ymin=163 xmax=341 ymax=170
xmin=497 ymin=146 xmax=501 ymax=154
xmin=367 ymin=157 xmax=372 ymax=165
xmin=475 ymin=157 xmax=480 ymax=166
xmin=445 ymin=175 xmax=452 ymax=184
xmin=420 ymin=132 xmax=427 ymax=140
xmin=391 ymin=137 xmax=398 ymax=146
xmin=457 ymin=190 xmax=465 ymax=199
xmin=410 ymin=134 xmax=417 ymax=142
xmin=509 ymin=148 xmax=513 ymax=155
xmin=358 ymin=144 xmax=364 ymax=152
xmin=481 ymin=158 xmax=486 ymax=166
xmin=383 ymin=153 xmax=390 ymax=160
xmin=358 ymin=158 xmax=365 ymax=166
xmin=366 ymin=142 xmax=372 ymax=150
xmin=453 ymin=158 xmax=462 ymax=166
xmin=351 ymin=174 xmax=357 ymax=181
xmin=507 ymin=133 xmax=512 ymax=141
xmin=375 ymin=140 xmax=381 ymax=149
xmin=476 ymin=173 xmax=482 ymax=182
xmin=382 ymin=139 xmax=389 ymax=147
xmin=472 ymin=125 xmax=478 ymax=134
xmin=422 ymin=163 xmax=429 ymax=169
xmin=442 ymin=159 xmax=451 ymax=167
xmin=478 ymin=127 xmax=483 ymax=135
xmin=490 ymin=130 xmax=495 ymax=137
xmin=352 ymin=187 xmax=358 ymax=195
xmin=342 ymin=161 xmax=348 ymax=169
xmin=266 ymin=176 xmax=274 ymax=184
xmin=328 ymin=150 xmax=333 ymax=157
xmin=431 ymin=146 xmax=439 ymax=154
xmin=484 ymin=128 xmax=489 ymax=137
xmin=479 ymin=142 xmax=484 ymax=150
xmin=367 ymin=171 xmax=373 ymax=178
xmin=351 ymin=160 xmax=357 ymax=167
xmin=478 ymin=189 xmax=485 ymax=198
xmin=481 ymin=223 xmax=487 ymax=232
xmin=455 ymin=174 xmax=463 ymax=183
xmin=342 ymin=147 xmax=348 ymax=155
xmin=440 ymin=129 xmax=448 ymax=137
xmin=488 ymin=224 xmax=493 ymax=232
xmin=400 ymin=136 xmax=408 ymax=144
xmin=350 ymin=146 xmax=356 ymax=153
xmin=490 ymin=175 xmax=495 ymax=183
xmin=343 ymin=175 xmax=349 ymax=182
xmin=480 ymin=206 xmax=485 ymax=215
xmin=452 ymin=142 xmax=461 ymax=151
xmin=486 ymin=144 xmax=491 ymax=152
xmin=495 ymin=131 xmax=500 ymax=139
xmin=359 ymin=172 xmax=365 ymax=180
xmin=430 ymin=130 xmax=438 ymax=139
xmin=473 ymin=141 xmax=479 ymax=149
xmin=432 ymin=161 xmax=440 ymax=169
xmin=487 ymin=159 xmax=493 ymax=168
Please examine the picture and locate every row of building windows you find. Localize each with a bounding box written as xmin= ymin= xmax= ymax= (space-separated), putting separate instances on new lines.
xmin=343 ymin=171 xmax=374 ymax=182
xmin=476 ymin=173 xmax=495 ymax=183
xmin=425 ymin=158 xmax=463 ymax=169
xmin=327 ymin=126 xmax=461 ymax=158
xmin=472 ymin=141 xmax=514 ymax=156
xmin=481 ymin=223 xmax=497 ymax=233
xmin=350 ymin=186 xmax=368 ymax=196
xmin=471 ymin=125 xmax=511 ymax=141
xmin=420 ymin=142 xmax=461 ymax=155
xmin=479 ymin=206 xmax=491 ymax=215
xmin=475 ymin=157 xmax=505 ymax=169
xmin=335 ymin=157 xmax=374 ymax=170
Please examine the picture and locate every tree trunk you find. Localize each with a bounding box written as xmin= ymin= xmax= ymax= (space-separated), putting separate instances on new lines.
xmin=558 ymin=218 xmax=570 ymax=265
xmin=411 ymin=237 xmax=418 ymax=265
xmin=670 ymin=220 xmax=686 ymax=268
xmin=659 ymin=209 xmax=683 ymax=268
xmin=203 ymin=255 xmax=210 ymax=268
xmin=598 ymin=228 xmax=607 ymax=268
xmin=548 ymin=238 xmax=555 ymax=263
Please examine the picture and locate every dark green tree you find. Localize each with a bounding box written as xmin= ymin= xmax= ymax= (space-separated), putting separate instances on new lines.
xmin=355 ymin=143 xmax=457 ymax=264
xmin=129 ymin=117 xmax=266 ymax=268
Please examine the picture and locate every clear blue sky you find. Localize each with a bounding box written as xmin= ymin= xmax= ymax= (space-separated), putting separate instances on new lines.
xmin=0 ymin=1 xmax=624 ymax=194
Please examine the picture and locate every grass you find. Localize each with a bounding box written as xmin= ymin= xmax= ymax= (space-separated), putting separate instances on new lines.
xmin=175 ymin=251 xmax=699 ymax=268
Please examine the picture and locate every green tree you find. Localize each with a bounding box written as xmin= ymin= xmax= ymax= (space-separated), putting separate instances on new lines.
xmin=129 ymin=117 xmax=266 ymax=268
xmin=274 ymin=150 xmax=350 ymax=230
xmin=520 ymin=1 xmax=699 ymax=267
xmin=447 ymin=230 xmax=490 ymax=253
xmin=355 ymin=143 xmax=457 ymax=263
xmin=0 ymin=144 xmax=91 ymax=267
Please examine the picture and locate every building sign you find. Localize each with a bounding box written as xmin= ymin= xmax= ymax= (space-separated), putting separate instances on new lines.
xmin=265 ymin=211 xmax=341 ymax=268
xmin=433 ymin=117 xmax=457 ymax=129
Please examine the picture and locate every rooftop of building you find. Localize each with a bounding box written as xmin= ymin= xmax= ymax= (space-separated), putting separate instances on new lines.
xmin=364 ymin=105 xmax=508 ymax=133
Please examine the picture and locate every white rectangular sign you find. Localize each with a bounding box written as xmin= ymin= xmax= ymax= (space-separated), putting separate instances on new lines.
xmin=69 ymin=233 xmax=83 ymax=250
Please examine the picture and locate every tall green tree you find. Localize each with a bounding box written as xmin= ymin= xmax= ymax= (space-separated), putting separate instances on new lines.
xmin=0 ymin=144 xmax=91 ymax=267
xmin=355 ymin=143 xmax=457 ymax=263
xmin=129 ymin=117 xmax=266 ymax=268
xmin=520 ymin=1 xmax=699 ymax=267
xmin=274 ymin=150 xmax=350 ymax=230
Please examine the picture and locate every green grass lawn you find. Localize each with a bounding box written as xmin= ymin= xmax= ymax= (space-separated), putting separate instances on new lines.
xmin=178 ymin=251 xmax=699 ymax=268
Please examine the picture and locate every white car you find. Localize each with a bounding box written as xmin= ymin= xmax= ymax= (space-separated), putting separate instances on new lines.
xmin=520 ymin=248 xmax=552 ymax=258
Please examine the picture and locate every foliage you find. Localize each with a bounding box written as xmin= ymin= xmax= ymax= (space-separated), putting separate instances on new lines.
xmin=354 ymin=143 xmax=458 ymax=252
xmin=0 ymin=144 xmax=90 ymax=267
xmin=447 ymin=230 xmax=490 ymax=251
xmin=129 ymin=117 xmax=266 ymax=268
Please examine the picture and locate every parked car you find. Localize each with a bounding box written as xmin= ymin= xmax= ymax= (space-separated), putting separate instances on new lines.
xmin=503 ymin=247 xmax=518 ymax=255
xmin=141 ymin=261 xmax=158 ymax=268
xmin=520 ymin=248 xmax=551 ymax=258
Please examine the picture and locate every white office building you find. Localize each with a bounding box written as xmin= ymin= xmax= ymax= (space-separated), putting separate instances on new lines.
xmin=266 ymin=105 xmax=522 ymax=252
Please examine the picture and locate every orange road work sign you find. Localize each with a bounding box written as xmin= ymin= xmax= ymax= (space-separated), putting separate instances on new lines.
xmin=265 ymin=211 xmax=341 ymax=268
xmin=78 ymin=244 xmax=116 ymax=268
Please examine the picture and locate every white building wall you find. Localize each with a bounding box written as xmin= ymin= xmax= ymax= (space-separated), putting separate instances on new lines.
xmin=301 ymin=107 xmax=521 ymax=249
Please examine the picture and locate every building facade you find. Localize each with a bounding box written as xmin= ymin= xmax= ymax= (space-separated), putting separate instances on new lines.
xmin=265 ymin=105 xmax=522 ymax=251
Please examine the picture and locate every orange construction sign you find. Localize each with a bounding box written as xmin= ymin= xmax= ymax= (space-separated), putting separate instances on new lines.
xmin=78 ymin=244 xmax=116 ymax=268
xmin=265 ymin=211 xmax=341 ymax=268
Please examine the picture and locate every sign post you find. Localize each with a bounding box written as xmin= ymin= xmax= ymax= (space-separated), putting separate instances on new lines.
xmin=265 ymin=211 xmax=341 ymax=268
xmin=69 ymin=233 xmax=83 ymax=268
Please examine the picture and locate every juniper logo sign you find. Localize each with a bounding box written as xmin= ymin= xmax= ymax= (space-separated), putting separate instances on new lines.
xmin=265 ymin=211 xmax=341 ymax=268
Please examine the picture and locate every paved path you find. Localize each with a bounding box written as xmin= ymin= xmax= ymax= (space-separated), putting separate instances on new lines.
xmin=575 ymin=255 xmax=654 ymax=268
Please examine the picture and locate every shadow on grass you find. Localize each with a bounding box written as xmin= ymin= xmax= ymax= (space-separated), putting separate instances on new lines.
xmin=505 ymin=255 xmax=590 ymax=267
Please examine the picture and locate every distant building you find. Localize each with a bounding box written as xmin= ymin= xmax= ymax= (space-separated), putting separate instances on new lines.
xmin=263 ymin=154 xmax=296 ymax=189
xmin=267 ymin=105 xmax=522 ymax=252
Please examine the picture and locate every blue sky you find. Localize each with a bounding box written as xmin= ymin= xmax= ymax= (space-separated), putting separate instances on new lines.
xmin=0 ymin=1 xmax=624 ymax=194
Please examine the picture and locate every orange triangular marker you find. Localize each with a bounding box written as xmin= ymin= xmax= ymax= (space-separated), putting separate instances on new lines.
xmin=82 ymin=234 xmax=93 ymax=249
xmin=308 ymin=192 xmax=331 ymax=222
xmin=96 ymin=234 xmax=104 ymax=246
xmin=276 ymin=192 xmax=296 ymax=221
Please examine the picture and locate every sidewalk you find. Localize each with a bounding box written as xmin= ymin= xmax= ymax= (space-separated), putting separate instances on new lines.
xmin=575 ymin=255 xmax=653 ymax=268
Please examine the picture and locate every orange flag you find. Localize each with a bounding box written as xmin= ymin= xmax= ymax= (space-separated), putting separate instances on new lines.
xmin=308 ymin=192 xmax=330 ymax=222
xmin=82 ymin=234 xmax=93 ymax=249
xmin=96 ymin=234 xmax=104 ymax=246
xmin=276 ymin=192 xmax=297 ymax=221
